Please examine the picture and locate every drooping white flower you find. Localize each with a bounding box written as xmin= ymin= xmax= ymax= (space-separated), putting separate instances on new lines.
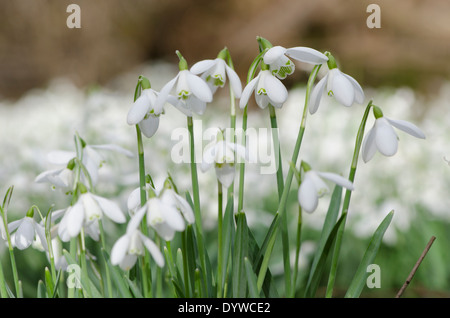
xmin=134 ymin=187 xmax=194 ymax=241
xmin=263 ymin=45 xmax=328 ymax=79
xmin=361 ymin=110 xmax=426 ymax=163
xmin=127 ymin=88 xmax=192 ymax=138
xmin=111 ymin=207 xmax=164 ymax=270
xmin=38 ymin=142 xmax=133 ymax=189
xmin=57 ymin=192 xmax=126 ymax=241
xmin=155 ymin=51 xmax=213 ymax=116
xmin=35 ymin=166 xmax=74 ymax=193
xmin=8 ymin=215 xmax=48 ymax=251
xmin=298 ymin=170 xmax=354 ymax=214
xmin=200 ymin=130 xmax=247 ymax=188
xmin=239 ymin=70 xmax=288 ymax=109
xmin=309 ymin=53 xmax=365 ymax=114
xmin=190 ymin=54 xmax=242 ymax=98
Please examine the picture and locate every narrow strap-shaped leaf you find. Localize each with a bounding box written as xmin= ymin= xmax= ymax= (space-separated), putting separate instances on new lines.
xmin=244 ymin=257 xmax=260 ymax=298
xmin=37 ymin=280 xmax=47 ymax=298
xmin=98 ymin=249 xmax=132 ymax=298
xmin=307 ymin=185 xmax=343 ymax=285
xmin=232 ymin=212 xmax=248 ymax=297
xmin=345 ymin=210 xmax=394 ymax=298
xmin=304 ymin=213 xmax=346 ymax=298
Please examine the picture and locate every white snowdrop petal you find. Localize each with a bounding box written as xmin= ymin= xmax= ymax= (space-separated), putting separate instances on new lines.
xmin=263 ymin=46 xmax=287 ymax=64
xmin=66 ymin=202 xmax=85 ymax=238
xmin=285 ymin=47 xmax=328 ymax=64
xmin=239 ymin=75 xmax=260 ymax=109
xmin=47 ymin=150 xmax=76 ymax=165
xmin=215 ymin=164 xmax=235 ymax=188
xmin=190 ymin=59 xmax=216 ymax=75
xmin=298 ymin=176 xmax=319 ymax=214
xmin=264 ymin=73 xmax=288 ymax=105
xmin=186 ymin=72 xmax=213 ymax=103
xmin=155 ymin=75 xmax=178 ymax=114
xmin=111 ymin=235 xmax=130 ymax=265
xmin=225 ymin=64 xmax=243 ymax=98
xmin=14 ymin=219 xmax=34 ymax=250
xmin=309 ymin=74 xmax=328 ymax=114
xmin=119 ymin=255 xmax=138 ymax=271
xmin=342 ymin=73 xmax=365 ymax=104
xmin=375 ymin=118 xmax=398 ymax=156
xmin=139 ymin=115 xmax=160 ymax=138
xmin=361 ymin=126 xmax=377 ymax=163
xmin=330 ymin=69 xmax=355 ymax=107
xmin=385 ymin=118 xmax=426 ymax=139
xmin=139 ymin=232 xmax=165 ymax=267
xmin=92 ymin=194 xmax=125 ymax=224
xmin=317 ymin=172 xmax=354 ymax=191
xmin=127 ymin=93 xmax=151 ymax=125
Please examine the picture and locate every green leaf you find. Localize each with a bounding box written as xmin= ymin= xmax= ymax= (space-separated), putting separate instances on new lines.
xmin=232 ymin=212 xmax=248 ymax=297
xmin=63 ymin=250 xmax=103 ymax=298
xmin=44 ymin=267 xmax=54 ymax=298
xmin=307 ymin=185 xmax=343 ymax=286
xmin=37 ymin=280 xmax=47 ymax=298
xmin=244 ymin=257 xmax=260 ymax=298
xmin=99 ymin=249 xmax=132 ymax=298
xmin=345 ymin=210 xmax=394 ymax=298
xmin=304 ymin=213 xmax=347 ymax=298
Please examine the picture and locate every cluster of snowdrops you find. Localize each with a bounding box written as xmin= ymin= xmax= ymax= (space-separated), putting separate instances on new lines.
xmin=0 ymin=36 xmax=426 ymax=298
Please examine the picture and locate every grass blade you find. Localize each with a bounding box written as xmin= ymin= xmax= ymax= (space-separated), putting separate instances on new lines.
xmin=344 ymin=210 xmax=394 ymax=298
xmin=304 ymin=213 xmax=346 ymax=298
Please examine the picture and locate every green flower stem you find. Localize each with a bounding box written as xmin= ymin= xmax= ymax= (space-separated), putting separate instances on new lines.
xmin=0 ymin=194 xmax=21 ymax=297
xmin=237 ymin=48 xmax=267 ymax=213
xmin=256 ymin=64 xmax=322 ymax=293
xmin=98 ymin=220 xmax=113 ymax=298
xmin=187 ymin=116 xmax=208 ymax=293
xmin=326 ymin=100 xmax=373 ymax=298
xmin=237 ymin=104 xmax=248 ymax=213
xmin=292 ymin=205 xmax=303 ymax=297
xmin=78 ymin=229 xmax=92 ymax=298
xmin=268 ymin=104 xmax=291 ymax=296
xmin=133 ymin=79 xmax=153 ymax=298
xmin=217 ymin=180 xmax=224 ymax=297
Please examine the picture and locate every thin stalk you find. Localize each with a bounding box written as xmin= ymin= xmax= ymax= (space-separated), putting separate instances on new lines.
xmin=292 ymin=206 xmax=303 ymax=297
xmin=217 ymin=181 xmax=224 ymax=297
xmin=268 ymin=104 xmax=291 ymax=296
xmin=237 ymin=48 xmax=266 ymax=213
xmin=0 ymin=205 xmax=20 ymax=297
xmin=237 ymin=105 xmax=248 ymax=213
xmin=187 ymin=116 xmax=208 ymax=293
xmin=98 ymin=220 xmax=113 ymax=298
xmin=256 ymin=64 xmax=322 ymax=292
xmin=78 ymin=229 xmax=92 ymax=297
xmin=325 ymin=101 xmax=373 ymax=298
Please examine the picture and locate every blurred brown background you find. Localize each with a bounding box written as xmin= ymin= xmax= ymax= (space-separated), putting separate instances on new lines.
xmin=0 ymin=0 xmax=449 ymax=99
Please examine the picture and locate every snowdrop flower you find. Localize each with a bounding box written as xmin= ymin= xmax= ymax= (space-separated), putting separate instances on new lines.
xmin=57 ymin=188 xmax=126 ymax=240
xmin=309 ymin=52 xmax=365 ymax=114
xmin=200 ymin=129 xmax=247 ymax=188
xmin=111 ymin=207 xmax=164 ymax=270
xmin=239 ymin=67 xmax=288 ymax=109
xmin=135 ymin=185 xmax=194 ymax=241
xmin=263 ymin=45 xmax=328 ymax=79
xmin=127 ymin=87 xmax=192 ymax=138
xmin=298 ymin=164 xmax=354 ymax=214
xmin=35 ymin=160 xmax=74 ymax=194
xmin=362 ymin=106 xmax=426 ymax=163
xmin=39 ymin=141 xmax=133 ymax=189
xmin=155 ymin=51 xmax=213 ymax=116
xmin=8 ymin=209 xmax=48 ymax=250
xmin=190 ymin=48 xmax=242 ymax=97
